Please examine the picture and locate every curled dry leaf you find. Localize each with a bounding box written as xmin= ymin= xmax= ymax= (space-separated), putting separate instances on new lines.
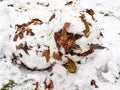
xmin=65 ymin=1 xmax=73 ymax=6
xmin=61 ymin=22 xmax=71 ymax=36
xmin=53 ymin=52 xmax=62 ymax=60
xmin=67 ymin=58 xmax=77 ymax=73
xmin=86 ymin=9 xmax=95 ymax=20
xmin=49 ymin=13 xmax=55 ymax=22
xmin=42 ymin=49 xmax=50 ymax=62
xmin=90 ymin=44 xmax=105 ymax=50
xmin=45 ymin=80 xmax=54 ymax=90
xmin=16 ymin=42 xmax=32 ymax=54
xmin=28 ymin=18 xmax=43 ymax=25
xmin=79 ymin=49 xmax=94 ymax=56
xmin=76 ymin=44 xmax=105 ymax=56
xmin=80 ymin=14 xmax=92 ymax=38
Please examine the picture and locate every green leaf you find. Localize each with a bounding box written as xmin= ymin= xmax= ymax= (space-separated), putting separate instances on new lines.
xmin=1 ymin=80 xmax=16 ymax=90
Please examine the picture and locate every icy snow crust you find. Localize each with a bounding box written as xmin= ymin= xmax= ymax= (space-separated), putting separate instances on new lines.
xmin=0 ymin=0 xmax=120 ymax=90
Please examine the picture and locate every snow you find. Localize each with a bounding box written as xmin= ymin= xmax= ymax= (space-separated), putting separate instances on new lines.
xmin=0 ymin=0 xmax=120 ymax=90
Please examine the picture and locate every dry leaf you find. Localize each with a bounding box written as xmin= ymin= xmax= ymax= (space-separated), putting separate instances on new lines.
xmin=67 ymin=58 xmax=77 ymax=73
xmin=65 ymin=1 xmax=73 ymax=6
xmin=42 ymin=49 xmax=50 ymax=62
xmin=45 ymin=80 xmax=54 ymax=90
xmin=13 ymin=18 xmax=43 ymax=41
xmin=80 ymin=49 xmax=94 ymax=56
xmin=80 ymin=14 xmax=91 ymax=38
xmin=29 ymin=18 xmax=43 ymax=25
xmin=49 ymin=13 xmax=55 ymax=22
xmin=86 ymin=9 xmax=95 ymax=20
xmin=54 ymin=22 xmax=82 ymax=55
xmin=14 ymin=23 xmax=35 ymax=41
xmin=90 ymin=44 xmax=105 ymax=50
xmin=16 ymin=42 xmax=31 ymax=54
xmin=53 ymin=52 xmax=62 ymax=60
xmin=61 ymin=22 xmax=71 ymax=36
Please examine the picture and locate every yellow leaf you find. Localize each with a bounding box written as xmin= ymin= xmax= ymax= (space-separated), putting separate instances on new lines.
xmin=68 ymin=58 xmax=77 ymax=73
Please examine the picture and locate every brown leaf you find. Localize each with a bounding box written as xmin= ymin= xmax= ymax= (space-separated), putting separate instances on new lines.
xmin=42 ymin=49 xmax=50 ymax=62
xmin=86 ymin=9 xmax=95 ymax=20
xmin=14 ymin=23 xmax=35 ymax=41
xmin=54 ymin=22 xmax=82 ymax=55
xmin=80 ymin=14 xmax=91 ymax=38
xmin=80 ymin=49 xmax=94 ymax=56
xmin=16 ymin=42 xmax=31 ymax=54
xmin=65 ymin=1 xmax=73 ymax=6
xmin=53 ymin=52 xmax=62 ymax=60
xmin=61 ymin=22 xmax=71 ymax=36
xmin=13 ymin=18 xmax=43 ymax=41
xmin=16 ymin=43 xmax=23 ymax=49
xmin=45 ymin=80 xmax=54 ymax=90
xmin=67 ymin=58 xmax=77 ymax=73
xmin=49 ymin=13 xmax=55 ymax=22
xmin=29 ymin=18 xmax=43 ymax=25
xmin=13 ymin=35 xmax=18 ymax=41
xmin=90 ymin=44 xmax=105 ymax=50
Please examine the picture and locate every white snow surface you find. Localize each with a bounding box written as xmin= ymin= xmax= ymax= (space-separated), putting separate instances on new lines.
xmin=0 ymin=0 xmax=120 ymax=90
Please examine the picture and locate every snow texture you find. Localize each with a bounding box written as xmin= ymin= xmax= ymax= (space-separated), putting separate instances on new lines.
xmin=0 ymin=0 xmax=120 ymax=90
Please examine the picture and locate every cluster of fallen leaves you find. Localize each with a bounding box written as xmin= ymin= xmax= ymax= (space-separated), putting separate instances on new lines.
xmin=16 ymin=41 xmax=33 ymax=55
xmin=12 ymin=8 xmax=105 ymax=73
xmin=54 ymin=22 xmax=83 ymax=54
xmin=13 ymin=18 xmax=43 ymax=41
